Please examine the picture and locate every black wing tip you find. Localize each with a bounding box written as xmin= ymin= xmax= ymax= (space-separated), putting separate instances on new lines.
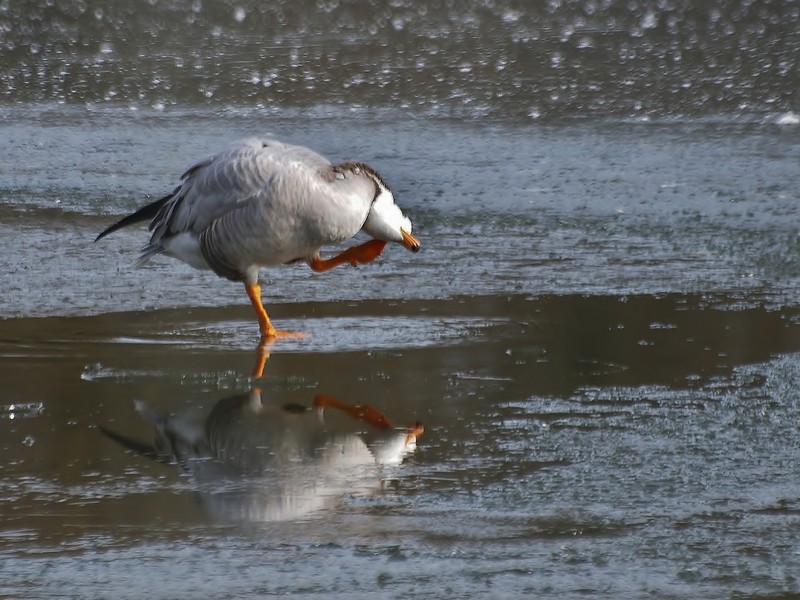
xmin=94 ymin=222 xmax=120 ymax=242
xmin=94 ymin=189 xmax=178 ymax=243
xmin=94 ymin=211 xmax=145 ymax=243
xmin=95 ymin=214 xmax=136 ymax=242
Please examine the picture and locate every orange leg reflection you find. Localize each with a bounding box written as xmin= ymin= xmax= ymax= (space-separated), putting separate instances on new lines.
xmin=252 ymin=337 xmax=272 ymax=378
xmin=313 ymin=393 xmax=393 ymax=429
xmin=314 ymin=394 xmax=424 ymax=439
xmin=404 ymin=421 xmax=425 ymax=446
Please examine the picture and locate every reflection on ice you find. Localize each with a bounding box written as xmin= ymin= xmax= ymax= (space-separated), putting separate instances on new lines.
xmin=101 ymin=388 xmax=422 ymax=522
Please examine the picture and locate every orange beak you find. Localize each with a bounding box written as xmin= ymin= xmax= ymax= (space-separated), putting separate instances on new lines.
xmin=400 ymin=228 xmax=421 ymax=253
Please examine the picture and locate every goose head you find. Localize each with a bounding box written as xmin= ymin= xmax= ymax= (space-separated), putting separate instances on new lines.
xmin=351 ymin=163 xmax=420 ymax=252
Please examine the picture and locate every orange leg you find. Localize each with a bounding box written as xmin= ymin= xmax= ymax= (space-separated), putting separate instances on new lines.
xmin=245 ymin=282 xmax=276 ymax=337
xmin=245 ymin=282 xmax=307 ymax=341
xmin=313 ymin=394 xmax=393 ymax=430
xmin=309 ymin=239 xmax=387 ymax=273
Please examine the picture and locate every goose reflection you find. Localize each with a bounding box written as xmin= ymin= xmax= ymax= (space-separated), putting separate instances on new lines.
xmin=102 ymin=387 xmax=423 ymax=522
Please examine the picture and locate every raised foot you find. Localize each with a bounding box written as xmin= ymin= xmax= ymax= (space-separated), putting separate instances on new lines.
xmin=344 ymin=239 xmax=388 ymax=266
xmin=309 ymin=239 xmax=388 ymax=272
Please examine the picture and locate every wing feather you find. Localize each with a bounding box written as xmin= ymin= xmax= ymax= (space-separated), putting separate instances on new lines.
xmin=149 ymin=138 xmax=332 ymax=245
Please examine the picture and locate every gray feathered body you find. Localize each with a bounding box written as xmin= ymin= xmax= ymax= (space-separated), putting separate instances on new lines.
xmin=139 ymin=137 xmax=379 ymax=284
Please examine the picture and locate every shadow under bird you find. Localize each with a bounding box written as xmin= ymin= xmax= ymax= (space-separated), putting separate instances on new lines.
xmin=95 ymin=137 xmax=421 ymax=338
